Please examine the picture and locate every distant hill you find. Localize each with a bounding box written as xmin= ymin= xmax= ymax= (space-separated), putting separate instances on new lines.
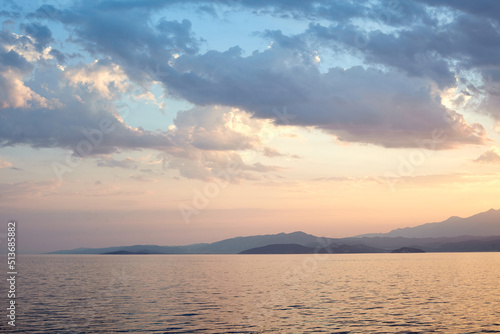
xmin=323 ymin=244 xmax=385 ymax=253
xmin=49 ymin=234 xmax=500 ymax=255
xmin=239 ymin=243 xmax=385 ymax=254
xmin=238 ymin=237 xmax=500 ymax=254
xmin=48 ymin=209 xmax=500 ymax=255
xmin=49 ymin=231 xmax=333 ymax=255
xmin=358 ymin=209 xmax=500 ymax=238
xmin=102 ymin=249 xmax=166 ymax=255
xmin=189 ymin=231 xmax=325 ymax=254
xmin=434 ymin=236 xmax=500 ymax=252
xmin=49 ymin=244 xmax=188 ymax=255
xmin=391 ymin=247 xmax=425 ymax=253
xmin=240 ymin=244 xmax=314 ymax=254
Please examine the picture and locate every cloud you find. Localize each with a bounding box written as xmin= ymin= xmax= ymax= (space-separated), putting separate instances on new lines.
xmin=0 ymin=25 xmax=281 ymax=182
xmin=0 ymin=0 xmax=21 ymax=19
xmin=0 ymin=68 xmax=50 ymax=108
xmin=0 ymin=159 xmax=12 ymax=168
xmin=65 ymin=58 xmax=129 ymax=99
xmin=129 ymin=175 xmax=155 ymax=182
xmin=474 ymin=68 xmax=500 ymax=121
xmin=0 ymin=30 xmax=175 ymax=155
xmin=388 ymin=172 xmax=500 ymax=188
xmin=262 ymin=147 xmax=283 ymax=157
xmin=162 ymin=106 xmax=285 ymax=181
xmin=0 ymin=180 xmax=59 ymax=200
xmin=0 ymin=45 xmax=32 ymax=72
xmin=96 ymin=156 xmax=138 ymax=169
xmin=83 ymin=0 xmax=429 ymax=27
xmin=5 ymin=0 xmax=499 ymax=184
xmin=305 ymin=23 xmax=456 ymax=89
xmin=49 ymin=48 xmax=66 ymax=64
xmin=169 ymin=48 xmax=488 ymax=149
xmin=163 ymin=150 xmax=282 ymax=182
xmin=20 ymin=23 xmax=53 ymax=52
xmin=475 ymin=147 xmax=500 ymax=164
xmin=23 ymin=1 xmax=492 ymax=150
xmin=37 ymin=0 xmax=366 ymax=22
xmin=1 ymin=29 xmax=54 ymax=63
xmin=302 ymin=9 xmax=500 ymax=123
xmin=262 ymin=146 xmax=301 ymax=159
xmin=0 ymin=11 xmax=20 ymax=19
xmin=307 ymin=15 xmax=500 ymax=89
xmin=38 ymin=103 xmax=285 ymax=182
xmin=314 ymin=172 xmax=500 ymax=189
xmin=171 ymin=106 xmax=262 ymax=151
xmin=250 ymin=3 xmax=500 ymax=124
xmin=33 ymin=4 xmax=201 ymax=84
xmin=0 ymin=98 xmax=175 ymax=155
xmin=414 ymin=0 xmax=500 ymax=22
xmin=0 ymin=30 xmax=58 ymax=109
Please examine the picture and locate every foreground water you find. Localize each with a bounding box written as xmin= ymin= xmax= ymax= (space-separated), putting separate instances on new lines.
xmin=2 ymin=253 xmax=500 ymax=333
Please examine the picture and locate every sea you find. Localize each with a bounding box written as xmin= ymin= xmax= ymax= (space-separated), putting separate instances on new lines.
xmin=2 ymin=253 xmax=500 ymax=333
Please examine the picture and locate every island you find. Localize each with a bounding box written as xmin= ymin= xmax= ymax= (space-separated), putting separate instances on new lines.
xmin=391 ymin=247 xmax=426 ymax=253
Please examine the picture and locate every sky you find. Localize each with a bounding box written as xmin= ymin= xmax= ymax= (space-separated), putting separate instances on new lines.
xmin=1 ymin=0 xmax=500 ymax=253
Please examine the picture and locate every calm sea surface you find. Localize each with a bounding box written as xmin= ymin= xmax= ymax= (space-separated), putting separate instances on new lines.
xmin=2 ymin=253 xmax=500 ymax=333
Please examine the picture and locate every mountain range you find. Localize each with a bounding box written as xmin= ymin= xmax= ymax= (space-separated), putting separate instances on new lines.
xmin=357 ymin=208 xmax=500 ymax=238
xmin=49 ymin=208 xmax=500 ymax=254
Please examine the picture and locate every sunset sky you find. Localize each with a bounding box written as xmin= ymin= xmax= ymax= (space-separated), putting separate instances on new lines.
xmin=1 ymin=0 xmax=500 ymax=252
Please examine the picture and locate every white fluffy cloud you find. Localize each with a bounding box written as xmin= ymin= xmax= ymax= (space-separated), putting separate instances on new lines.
xmin=65 ymin=59 xmax=129 ymax=99
xmin=162 ymin=106 xmax=285 ymax=181
xmin=0 ymin=68 xmax=50 ymax=108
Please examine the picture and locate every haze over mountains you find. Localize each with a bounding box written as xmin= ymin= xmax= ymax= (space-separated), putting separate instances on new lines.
xmin=358 ymin=209 xmax=500 ymax=238
xmin=50 ymin=231 xmax=323 ymax=255
xmin=50 ymin=208 xmax=500 ymax=254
